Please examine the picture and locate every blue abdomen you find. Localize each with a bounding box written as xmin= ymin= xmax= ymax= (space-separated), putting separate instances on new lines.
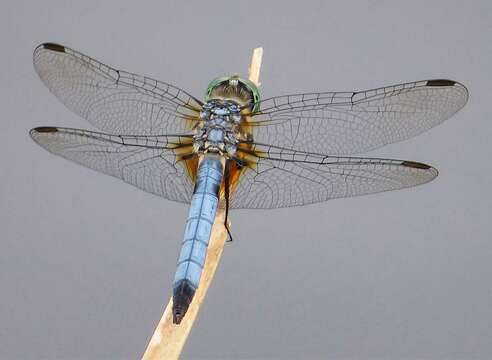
xmin=172 ymin=155 xmax=223 ymax=323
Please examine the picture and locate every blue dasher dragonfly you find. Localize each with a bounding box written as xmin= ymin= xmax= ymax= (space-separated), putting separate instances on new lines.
xmin=30 ymin=43 xmax=468 ymax=324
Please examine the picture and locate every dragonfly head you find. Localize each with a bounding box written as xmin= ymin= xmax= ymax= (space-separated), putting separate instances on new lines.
xmin=205 ymin=75 xmax=260 ymax=113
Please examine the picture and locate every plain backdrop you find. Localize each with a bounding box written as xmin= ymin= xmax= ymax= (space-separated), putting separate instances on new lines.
xmin=1 ymin=1 xmax=491 ymax=359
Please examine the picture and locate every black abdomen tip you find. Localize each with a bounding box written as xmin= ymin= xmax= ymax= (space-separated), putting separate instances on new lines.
xmin=172 ymin=280 xmax=196 ymax=324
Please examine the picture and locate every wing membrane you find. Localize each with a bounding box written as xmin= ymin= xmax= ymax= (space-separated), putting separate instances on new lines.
xmin=248 ymin=80 xmax=468 ymax=154
xmin=230 ymin=142 xmax=437 ymax=209
xmin=33 ymin=43 xmax=203 ymax=135
xmin=30 ymin=126 xmax=195 ymax=203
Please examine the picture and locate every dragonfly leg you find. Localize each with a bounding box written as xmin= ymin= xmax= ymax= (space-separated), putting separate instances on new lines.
xmin=225 ymin=218 xmax=233 ymax=242
xmin=224 ymin=161 xmax=233 ymax=242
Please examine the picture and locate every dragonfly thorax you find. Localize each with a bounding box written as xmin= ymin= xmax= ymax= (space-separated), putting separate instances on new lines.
xmin=193 ymin=100 xmax=242 ymax=156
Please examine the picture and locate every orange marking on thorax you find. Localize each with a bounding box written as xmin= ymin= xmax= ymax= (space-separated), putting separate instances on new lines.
xmin=172 ymin=137 xmax=199 ymax=183
xmin=174 ymin=109 xmax=263 ymax=196
xmin=219 ymin=113 xmax=265 ymax=198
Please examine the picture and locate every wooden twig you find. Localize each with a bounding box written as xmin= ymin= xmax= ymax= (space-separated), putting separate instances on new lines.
xmin=248 ymin=47 xmax=263 ymax=86
xmin=141 ymin=47 xmax=263 ymax=360
xmin=141 ymin=196 xmax=227 ymax=360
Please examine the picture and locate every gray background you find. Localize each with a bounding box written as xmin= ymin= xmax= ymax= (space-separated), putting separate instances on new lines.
xmin=1 ymin=0 xmax=491 ymax=359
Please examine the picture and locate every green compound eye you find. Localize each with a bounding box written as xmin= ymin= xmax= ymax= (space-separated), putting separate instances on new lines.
xmin=205 ymin=76 xmax=261 ymax=113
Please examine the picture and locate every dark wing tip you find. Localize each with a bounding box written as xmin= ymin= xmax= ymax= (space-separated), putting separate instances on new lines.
xmin=426 ymin=79 xmax=457 ymax=87
xmin=401 ymin=160 xmax=439 ymax=183
xmin=30 ymin=126 xmax=59 ymax=135
xmin=426 ymin=79 xmax=469 ymax=110
xmin=401 ymin=160 xmax=432 ymax=170
xmin=38 ymin=43 xmax=66 ymax=53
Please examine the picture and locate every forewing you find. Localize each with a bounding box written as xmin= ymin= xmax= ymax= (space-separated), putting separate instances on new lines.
xmin=30 ymin=127 xmax=196 ymax=203
xmin=230 ymin=143 xmax=437 ymax=209
xmin=248 ymin=80 xmax=468 ymax=154
xmin=33 ymin=43 xmax=203 ymax=135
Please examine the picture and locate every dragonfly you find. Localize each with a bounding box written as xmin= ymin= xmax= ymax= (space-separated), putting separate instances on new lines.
xmin=30 ymin=43 xmax=468 ymax=324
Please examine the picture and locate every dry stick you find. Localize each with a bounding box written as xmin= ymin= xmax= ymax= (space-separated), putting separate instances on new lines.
xmin=248 ymin=47 xmax=263 ymax=86
xmin=141 ymin=48 xmax=263 ymax=360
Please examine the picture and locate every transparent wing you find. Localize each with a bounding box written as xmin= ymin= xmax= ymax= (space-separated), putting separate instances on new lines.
xmin=33 ymin=43 xmax=203 ymax=135
xmin=248 ymin=79 xmax=468 ymax=154
xmin=30 ymin=126 xmax=196 ymax=203
xmin=230 ymin=142 xmax=437 ymax=209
